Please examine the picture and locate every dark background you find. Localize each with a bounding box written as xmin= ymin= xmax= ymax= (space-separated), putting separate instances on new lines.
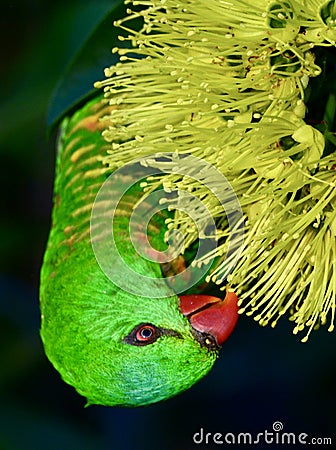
xmin=0 ymin=1 xmax=335 ymax=449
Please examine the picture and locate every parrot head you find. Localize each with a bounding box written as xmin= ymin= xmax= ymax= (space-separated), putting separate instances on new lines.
xmin=40 ymin=253 xmax=238 ymax=407
xmin=103 ymin=290 xmax=239 ymax=407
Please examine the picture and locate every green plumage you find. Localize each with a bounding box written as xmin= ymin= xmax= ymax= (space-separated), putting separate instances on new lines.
xmin=40 ymin=97 xmax=218 ymax=407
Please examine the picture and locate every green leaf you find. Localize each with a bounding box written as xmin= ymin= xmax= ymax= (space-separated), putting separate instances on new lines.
xmin=47 ymin=0 xmax=142 ymax=132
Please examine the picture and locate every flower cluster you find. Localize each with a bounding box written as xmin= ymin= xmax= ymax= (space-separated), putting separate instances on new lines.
xmin=95 ymin=0 xmax=336 ymax=341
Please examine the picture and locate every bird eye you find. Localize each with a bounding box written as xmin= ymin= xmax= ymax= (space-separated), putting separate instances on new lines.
xmin=123 ymin=323 xmax=161 ymax=346
xmin=136 ymin=325 xmax=155 ymax=342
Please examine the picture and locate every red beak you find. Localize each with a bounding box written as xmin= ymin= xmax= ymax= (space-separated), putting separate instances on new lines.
xmin=178 ymin=291 xmax=239 ymax=347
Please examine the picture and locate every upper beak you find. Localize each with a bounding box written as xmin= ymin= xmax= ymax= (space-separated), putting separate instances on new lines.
xmin=178 ymin=291 xmax=239 ymax=347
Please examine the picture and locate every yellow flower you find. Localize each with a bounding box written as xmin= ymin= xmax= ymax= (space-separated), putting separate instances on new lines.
xmin=95 ymin=0 xmax=336 ymax=341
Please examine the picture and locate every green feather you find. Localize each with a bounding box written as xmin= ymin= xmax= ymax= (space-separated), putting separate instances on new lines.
xmin=40 ymin=97 xmax=218 ymax=407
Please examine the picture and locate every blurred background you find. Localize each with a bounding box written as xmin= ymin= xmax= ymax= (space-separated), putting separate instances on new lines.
xmin=0 ymin=1 xmax=335 ymax=449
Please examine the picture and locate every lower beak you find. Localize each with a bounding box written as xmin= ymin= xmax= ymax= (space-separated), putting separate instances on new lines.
xmin=178 ymin=291 xmax=239 ymax=347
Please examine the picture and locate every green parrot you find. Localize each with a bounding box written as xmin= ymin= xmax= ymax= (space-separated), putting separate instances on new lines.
xmin=40 ymin=96 xmax=239 ymax=407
